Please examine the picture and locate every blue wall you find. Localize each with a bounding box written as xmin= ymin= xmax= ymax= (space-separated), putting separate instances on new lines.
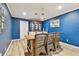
xmin=11 ymin=17 xmax=20 ymax=39
xmin=11 ymin=17 xmax=30 ymax=39
xmin=0 ymin=4 xmax=12 ymax=55
xmin=43 ymin=9 xmax=79 ymax=47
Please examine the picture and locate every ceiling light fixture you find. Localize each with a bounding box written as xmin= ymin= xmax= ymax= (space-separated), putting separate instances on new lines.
xmin=40 ymin=8 xmax=45 ymax=20
xmin=34 ymin=13 xmax=38 ymax=15
xmin=23 ymin=12 xmax=27 ymax=16
xmin=57 ymin=5 xmax=62 ymax=10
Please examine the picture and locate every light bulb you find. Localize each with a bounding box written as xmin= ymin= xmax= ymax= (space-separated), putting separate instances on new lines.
xmin=57 ymin=5 xmax=62 ymax=10
xmin=23 ymin=12 xmax=26 ymax=16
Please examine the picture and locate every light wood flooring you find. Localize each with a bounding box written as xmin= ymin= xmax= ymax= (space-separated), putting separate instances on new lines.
xmin=4 ymin=39 xmax=79 ymax=56
xmin=52 ymin=42 xmax=79 ymax=56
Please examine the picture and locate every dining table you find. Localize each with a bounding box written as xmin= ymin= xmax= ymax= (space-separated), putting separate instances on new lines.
xmin=25 ymin=35 xmax=35 ymax=56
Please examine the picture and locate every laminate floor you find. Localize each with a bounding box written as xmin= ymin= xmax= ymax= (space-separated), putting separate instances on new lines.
xmin=51 ymin=42 xmax=79 ymax=56
xmin=4 ymin=39 xmax=79 ymax=56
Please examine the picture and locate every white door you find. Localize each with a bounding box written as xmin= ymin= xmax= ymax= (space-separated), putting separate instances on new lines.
xmin=20 ymin=20 xmax=28 ymax=39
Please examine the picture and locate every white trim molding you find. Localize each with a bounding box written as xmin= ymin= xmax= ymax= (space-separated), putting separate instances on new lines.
xmin=60 ymin=42 xmax=79 ymax=49
xmin=4 ymin=39 xmax=20 ymax=56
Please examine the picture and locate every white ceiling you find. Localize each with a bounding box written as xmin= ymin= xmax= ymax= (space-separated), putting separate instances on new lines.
xmin=7 ymin=3 xmax=79 ymax=21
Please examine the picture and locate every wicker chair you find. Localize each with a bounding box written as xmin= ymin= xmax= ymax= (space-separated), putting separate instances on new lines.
xmin=34 ymin=33 xmax=48 ymax=56
xmin=53 ymin=32 xmax=61 ymax=52
xmin=47 ymin=32 xmax=62 ymax=55
xmin=47 ymin=33 xmax=55 ymax=55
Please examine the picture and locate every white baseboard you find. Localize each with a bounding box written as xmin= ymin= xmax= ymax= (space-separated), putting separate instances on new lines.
xmin=12 ymin=39 xmax=21 ymax=41
xmin=0 ymin=53 xmax=2 ymax=56
xmin=4 ymin=40 xmax=13 ymax=56
xmin=4 ymin=39 xmax=20 ymax=56
xmin=60 ymin=42 xmax=79 ymax=49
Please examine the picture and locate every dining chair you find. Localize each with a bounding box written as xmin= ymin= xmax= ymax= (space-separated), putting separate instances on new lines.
xmin=47 ymin=33 xmax=55 ymax=55
xmin=47 ymin=32 xmax=62 ymax=55
xmin=34 ymin=33 xmax=48 ymax=56
xmin=54 ymin=32 xmax=62 ymax=52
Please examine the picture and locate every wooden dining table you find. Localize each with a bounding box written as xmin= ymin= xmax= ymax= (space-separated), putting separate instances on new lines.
xmin=26 ymin=35 xmax=35 ymax=40
xmin=25 ymin=35 xmax=35 ymax=55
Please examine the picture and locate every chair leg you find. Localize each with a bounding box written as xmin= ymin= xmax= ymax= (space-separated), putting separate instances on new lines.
xmin=45 ymin=45 xmax=48 ymax=55
xmin=52 ymin=43 xmax=56 ymax=51
xmin=39 ymin=52 xmax=46 ymax=56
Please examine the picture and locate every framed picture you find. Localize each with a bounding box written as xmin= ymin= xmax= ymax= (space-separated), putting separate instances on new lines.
xmin=0 ymin=6 xmax=5 ymax=33
xmin=50 ymin=19 xmax=60 ymax=28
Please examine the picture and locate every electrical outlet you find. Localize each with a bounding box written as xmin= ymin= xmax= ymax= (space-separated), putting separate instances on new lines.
xmin=66 ymin=39 xmax=69 ymax=42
